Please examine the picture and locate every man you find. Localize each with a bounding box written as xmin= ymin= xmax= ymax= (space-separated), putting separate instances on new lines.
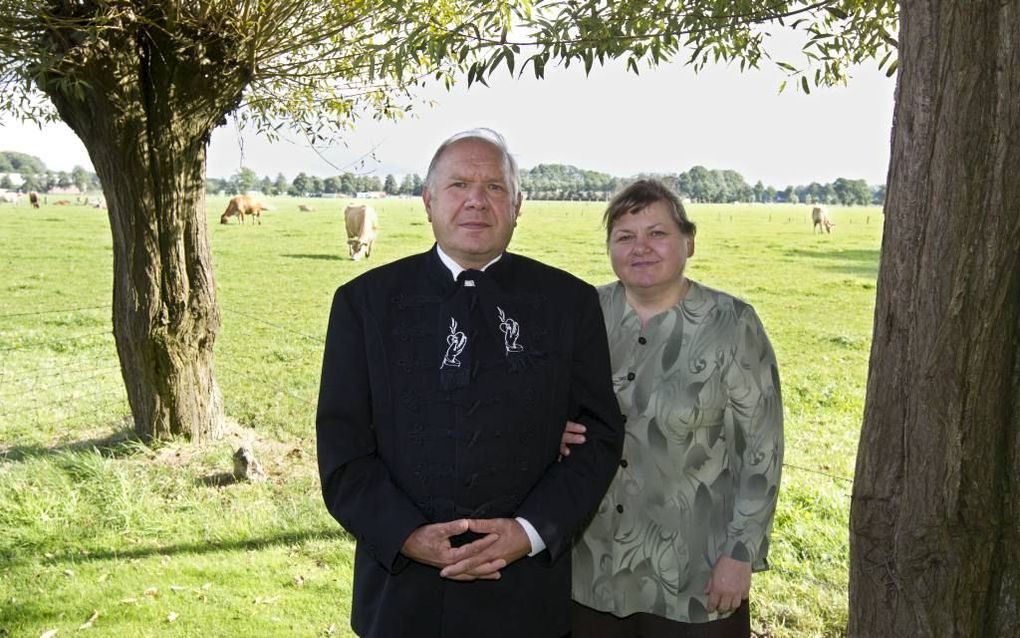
xmin=316 ymin=128 xmax=624 ymax=638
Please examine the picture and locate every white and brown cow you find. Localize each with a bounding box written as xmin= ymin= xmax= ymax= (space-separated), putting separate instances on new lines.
xmin=812 ymin=206 xmax=835 ymax=234
xmin=220 ymin=194 xmax=267 ymax=225
xmin=344 ymin=204 xmax=379 ymax=260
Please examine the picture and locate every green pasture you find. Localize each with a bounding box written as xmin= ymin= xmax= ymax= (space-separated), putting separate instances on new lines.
xmin=0 ymin=197 xmax=883 ymax=637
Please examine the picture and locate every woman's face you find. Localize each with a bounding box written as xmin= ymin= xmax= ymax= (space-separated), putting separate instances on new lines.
xmin=608 ymin=200 xmax=694 ymax=292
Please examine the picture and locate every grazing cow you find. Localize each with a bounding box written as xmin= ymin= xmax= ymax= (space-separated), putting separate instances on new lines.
xmin=0 ymin=192 xmax=19 ymax=205
xmin=298 ymin=204 xmax=315 ymax=212
xmin=28 ymin=192 xmax=39 ymax=208
xmin=54 ymin=199 xmax=72 ymax=206
xmin=344 ymin=204 xmax=379 ymax=260
xmin=812 ymin=206 xmax=835 ymax=234
xmin=220 ymin=194 xmax=267 ymax=225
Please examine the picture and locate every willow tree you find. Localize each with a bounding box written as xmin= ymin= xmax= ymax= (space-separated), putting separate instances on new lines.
xmin=0 ymin=0 xmax=465 ymax=441
xmin=846 ymin=2 xmax=1019 ymax=635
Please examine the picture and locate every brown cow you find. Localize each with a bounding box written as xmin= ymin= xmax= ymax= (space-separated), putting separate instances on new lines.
xmin=220 ymin=194 xmax=267 ymax=225
xmin=344 ymin=204 xmax=379 ymax=260
xmin=812 ymin=206 xmax=835 ymax=234
xmin=28 ymin=191 xmax=39 ymax=208
xmin=298 ymin=204 xmax=315 ymax=212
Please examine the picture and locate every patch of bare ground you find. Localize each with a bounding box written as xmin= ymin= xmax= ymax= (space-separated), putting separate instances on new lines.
xmin=149 ymin=418 xmax=314 ymax=486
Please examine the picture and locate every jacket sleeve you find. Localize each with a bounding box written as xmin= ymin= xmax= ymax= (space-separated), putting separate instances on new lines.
xmin=721 ymin=305 xmax=784 ymax=570
xmin=316 ymin=285 xmax=428 ymax=572
xmin=515 ymin=284 xmax=624 ymax=560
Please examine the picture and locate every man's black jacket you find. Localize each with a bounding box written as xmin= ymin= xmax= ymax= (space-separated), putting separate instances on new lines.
xmin=316 ymin=247 xmax=624 ymax=637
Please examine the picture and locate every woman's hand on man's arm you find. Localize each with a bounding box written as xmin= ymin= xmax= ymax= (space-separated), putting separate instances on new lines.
xmin=558 ymin=420 xmax=587 ymax=458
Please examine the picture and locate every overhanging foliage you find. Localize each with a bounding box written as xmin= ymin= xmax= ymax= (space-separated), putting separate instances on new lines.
xmin=1 ymin=1 xmax=898 ymax=138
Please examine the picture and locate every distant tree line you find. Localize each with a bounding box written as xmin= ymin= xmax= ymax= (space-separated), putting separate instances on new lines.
xmin=651 ymin=167 xmax=884 ymax=206
xmin=206 ymin=167 xmax=424 ymax=198
xmin=776 ymin=178 xmax=884 ymax=206
xmin=520 ymin=164 xmax=884 ymax=206
xmin=521 ymin=164 xmax=621 ymax=201
xmin=0 ymin=151 xmax=100 ymax=193
xmin=2 ymin=148 xmax=885 ymax=206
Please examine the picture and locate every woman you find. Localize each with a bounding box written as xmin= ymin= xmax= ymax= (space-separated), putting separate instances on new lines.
xmin=564 ymin=179 xmax=783 ymax=637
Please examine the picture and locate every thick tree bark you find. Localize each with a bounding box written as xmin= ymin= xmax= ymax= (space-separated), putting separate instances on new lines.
xmin=38 ymin=10 xmax=248 ymax=441
xmin=849 ymin=1 xmax=1020 ymax=635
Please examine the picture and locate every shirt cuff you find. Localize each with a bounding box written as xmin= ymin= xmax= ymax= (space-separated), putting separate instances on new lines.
xmin=515 ymin=517 xmax=546 ymax=556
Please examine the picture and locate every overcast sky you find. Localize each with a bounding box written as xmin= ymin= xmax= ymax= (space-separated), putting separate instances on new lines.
xmin=0 ymin=57 xmax=895 ymax=189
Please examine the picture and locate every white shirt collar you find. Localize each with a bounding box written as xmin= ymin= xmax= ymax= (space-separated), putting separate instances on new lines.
xmin=435 ymin=244 xmax=503 ymax=281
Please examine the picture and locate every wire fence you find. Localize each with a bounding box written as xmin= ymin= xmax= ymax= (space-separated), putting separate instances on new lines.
xmin=220 ymin=303 xmax=325 ymax=344
xmin=0 ymin=329 xmax=113 ymax=353
xmin=0 ymin=300 xmax=854 ymax=597
xmin=217 ymin=360 xmax=319 ymax=410
xmin=0 ymin=304 xmax=110 ymax=320
xmin=0 ymin=365 xmax=120 ymax=401
xmin=0 ymin=357 xmax=118 ymax=382
xmin=213 ymin=307 xmax=861 ymax=487
xmin=770 ymin=566 xmax=847 ymax=595
xmin=0 ymin=385 xmax=125 ymax=420
xmin=0 ymin=300 xmax=858 ymax=482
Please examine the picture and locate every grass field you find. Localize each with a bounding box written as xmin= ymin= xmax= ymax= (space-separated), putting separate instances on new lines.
xmin=0 ymin=196 xmax=883 ymax=637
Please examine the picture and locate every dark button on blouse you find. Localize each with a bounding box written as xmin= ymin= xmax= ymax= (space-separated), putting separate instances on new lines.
xmin=619 ymin=459 xmax=628 ymax=468
xmin=626 ymin=372 xmax=635 ymax=381
xmin=638 ymin=336 xmax=647 ymax=345
xmin=615 ymin=504 xmax=624 ymax=513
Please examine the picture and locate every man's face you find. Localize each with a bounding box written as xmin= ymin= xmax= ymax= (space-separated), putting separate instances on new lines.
xmin=422 ymin=138 xmax=522 ymax=269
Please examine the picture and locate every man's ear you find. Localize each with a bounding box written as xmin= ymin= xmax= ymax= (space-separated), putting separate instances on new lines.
xmin=513 ymin=192 xmax=523 ymax=225
xmin=422 ymin=188 xmax=432 ymax=222
xmin=686 ymin=235 xmax=696 ymax=258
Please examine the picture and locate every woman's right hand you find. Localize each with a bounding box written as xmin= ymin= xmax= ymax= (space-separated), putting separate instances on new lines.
xmin=558 ymin=420 xmax=587 ymax=459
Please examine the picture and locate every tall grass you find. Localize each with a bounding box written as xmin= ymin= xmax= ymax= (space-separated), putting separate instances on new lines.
xmin=0 ymin=197 xmax=881 ymax=636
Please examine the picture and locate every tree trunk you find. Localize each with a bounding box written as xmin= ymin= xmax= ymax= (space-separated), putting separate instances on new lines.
xmin=86 ymin=118 xmax=224 ymax=443
xmin=37 ymin=11 xmax=248 ymax=442
xmin=849 ymin=1 xmax=1020 ymax=635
